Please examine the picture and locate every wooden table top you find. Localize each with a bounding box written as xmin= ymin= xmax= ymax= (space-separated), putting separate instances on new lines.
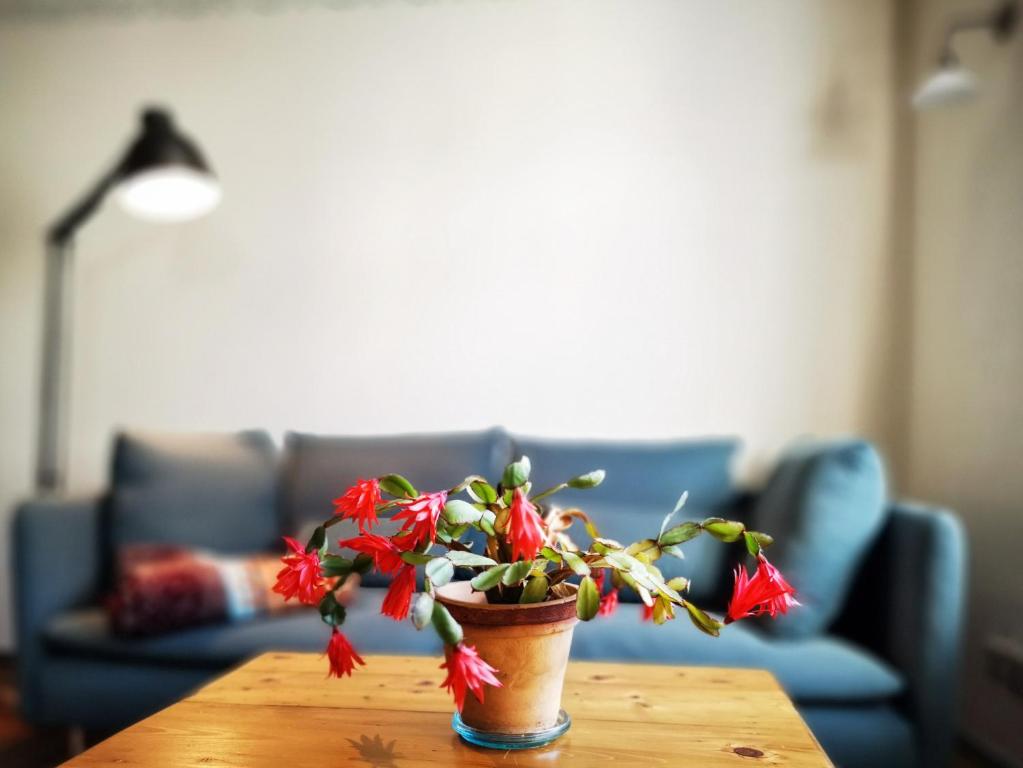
xmin=63 ymin=652 xmax=832 ymax=766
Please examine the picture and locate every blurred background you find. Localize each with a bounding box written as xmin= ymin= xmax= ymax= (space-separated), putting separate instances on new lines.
xmin=0 ymin=1 xmax=1020 ymax=766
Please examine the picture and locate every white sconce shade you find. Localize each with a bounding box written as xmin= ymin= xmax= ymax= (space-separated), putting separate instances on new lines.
xmin=912 ymin=65 xmax=978 ymax=110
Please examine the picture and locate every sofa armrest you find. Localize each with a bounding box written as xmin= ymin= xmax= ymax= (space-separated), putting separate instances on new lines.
xmin=833 ymin=501 xmax=967 ymax=768
xmin=13 ymin=495 xmax=104 ymax=722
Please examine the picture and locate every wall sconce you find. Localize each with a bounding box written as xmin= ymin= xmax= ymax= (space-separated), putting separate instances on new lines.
xmin=913 ymin=0 xmax=1018 ymax=109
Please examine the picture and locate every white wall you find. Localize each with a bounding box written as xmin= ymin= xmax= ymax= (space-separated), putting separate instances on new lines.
xmin=0 ymin=1 xmax=897 ymax=650
xmin=905 ymin=0 xmax=1023 ymax=762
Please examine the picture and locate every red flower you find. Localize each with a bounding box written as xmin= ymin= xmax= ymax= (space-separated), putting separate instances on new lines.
xmin=381 ymin=564 xmax=416 ymax=621
xmin=333 ymin=478 xmax=383 ymax=532
xmin=272 ymin=536 xmax=327 ymax=605
xmin=439 ymin=642 xmax=502 ymax=713
xmin=598 ymin=588 xmax=619 ymax=617
xmin=507 ymin=488 xmax=545 ymax=561
xmin=725 ymin=554 xmax=798 ymax=624
xmin=640 ymin=602 xmax=655 ymax=622
xmin=391 ymin=491 xmax=447 ymax=546
xmin=337 ymin=533 xmax=406 ymax=575
xmin=325 ymin=628 xmax=365 ymax=678
xmin=755 ymin=554 xmax=800 ymax=618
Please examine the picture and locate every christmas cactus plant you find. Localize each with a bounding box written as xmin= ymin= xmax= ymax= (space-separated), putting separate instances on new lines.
xmin=273 ymin=456 xmax=797 ymax=712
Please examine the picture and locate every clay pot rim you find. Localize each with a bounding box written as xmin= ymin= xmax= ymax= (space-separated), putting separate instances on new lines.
xmin=435 ymin=581 xmax=579 ymax=626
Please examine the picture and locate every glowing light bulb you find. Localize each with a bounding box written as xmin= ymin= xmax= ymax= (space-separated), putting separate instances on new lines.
xmin=117 ymin=165 xmax=222 ymax=222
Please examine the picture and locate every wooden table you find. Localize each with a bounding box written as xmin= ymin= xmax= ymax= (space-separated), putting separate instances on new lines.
xmin=63 ymin=652 xmax=833 ymax=766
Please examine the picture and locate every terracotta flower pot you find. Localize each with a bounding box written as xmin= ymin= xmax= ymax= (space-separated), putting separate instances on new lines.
xmin=435 ymin=581 xmax=578 ymax=735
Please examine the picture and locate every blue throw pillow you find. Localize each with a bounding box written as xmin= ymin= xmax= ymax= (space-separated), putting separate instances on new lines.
xmin=753 ymin=439 xmax=887 ymax=638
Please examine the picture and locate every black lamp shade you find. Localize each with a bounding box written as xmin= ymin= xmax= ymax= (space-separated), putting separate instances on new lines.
xmin=114 ymin=108 xmax=221 ymax=222
xmin=117 ymin=109 xmax=214 ymax=178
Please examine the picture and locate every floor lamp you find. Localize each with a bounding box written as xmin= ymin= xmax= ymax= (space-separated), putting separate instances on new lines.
xmin=37 ymin=107 xmax=221 ymax=492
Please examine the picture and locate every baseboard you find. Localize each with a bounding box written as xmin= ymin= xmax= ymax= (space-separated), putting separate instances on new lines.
xmin=962 ymin=730 xmax=1023 ymax=768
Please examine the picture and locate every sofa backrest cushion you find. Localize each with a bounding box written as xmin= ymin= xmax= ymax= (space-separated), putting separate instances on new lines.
xmin=511 ymin=435 xmax=740 ymax=603
xmin=754 ymin=439 xmax=887 ymax=639
xmin=281 ymin=427 xmax=513 ymax=530
xmin=110 ymin=430 xmax=279 ymax=555
xmin=281 ymin=428 xmax=513 ymax=588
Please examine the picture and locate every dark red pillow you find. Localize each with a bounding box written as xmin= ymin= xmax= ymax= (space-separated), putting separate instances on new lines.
xmin=107 ymin=545 xmax=321 ymax=636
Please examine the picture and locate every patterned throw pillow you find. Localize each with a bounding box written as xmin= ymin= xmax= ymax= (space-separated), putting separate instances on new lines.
xmin=108 ymin=544 xmax=356 ymax=636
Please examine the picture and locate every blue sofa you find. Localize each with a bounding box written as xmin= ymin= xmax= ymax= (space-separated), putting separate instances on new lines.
xmin=13 ymin=428 xmax=965 ymax=768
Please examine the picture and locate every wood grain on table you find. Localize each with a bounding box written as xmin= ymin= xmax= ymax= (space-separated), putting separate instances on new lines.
xmin=63 ymin=652 xmax=833 ymax=767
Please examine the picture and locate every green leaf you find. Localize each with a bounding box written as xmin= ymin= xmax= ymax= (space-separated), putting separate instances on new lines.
xmin=540 ymin=546 xmax=563 ymax=564
xmin=379 ymin=473 xmax=418 ymax=499
xmin=743 ymin=531 xmax=761 ymax=557
xmin=666 ymin=576 xmax=691 ymax=593
xmin=400 ymin=550 xmax=435 ymax=566
xmin=653 ymin=596 xmax=676 ymax=625
xmin=660 ymin=544 xmax=685 ymax=560
xmin=470 ymin=563 xmax=510 ymax=591
xmin=502 ymin=560 xmax=534 ymax=585
xmin=520 ymin=574 xmax=549 ymax=604
xmin=445 ymin=550 xmax=498 ymax=568
xmin=591 ymin=537 xmax=624 ymax=554
xmin=658 ymin=491 xmax=690 ymax=540
xmin=411 ymin=593 xmax=434 ymax=630
xmin=305 ymin=526 xmax=326 ymax=554
xmin=442 ymin=500 xmax=483 ymax=525
xmin=320 ymin=554 xmax=354 ymax=577
xmin=502 ymin=456 xmax=531 ymax=489
xmin=352 ymin=553 xmax=374 ymax=574
xmin=425 ymin=557 xmax=454 ymax=587
xmin=626 ymin=539 xmax=660 ymax=562
xmin=702 ymin=518 xmax=745 ymax=543
xmin=567 ymin=469 xmax=605 ymax=489
xmin=468 ymin=480 xmax=498 ymax=504
xmin=479 ymin=510 xmax=497 ymax=536
xmin=576 ymin=576 xmax=600 ymax=621
xmin=431 ymin=602 xmax=463 ymax=645
xmin=658 ymin=521 xmax=703 ymax=546
xmin=318 ymin=593 xmax=346 ymax=627
xmin=684 ymin=601 xmax=723 ymax=637
xmin=563 ymin=551 xmax=591 ymax=576
xmin=751 ymin=531 xmax=774 ymax=549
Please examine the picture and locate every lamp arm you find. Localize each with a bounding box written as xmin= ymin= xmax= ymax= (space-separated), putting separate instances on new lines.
xmin=940 ymin=0 xmax=1018 ymax=60
xmin=47 ymin=165 xmax=121 ymax=246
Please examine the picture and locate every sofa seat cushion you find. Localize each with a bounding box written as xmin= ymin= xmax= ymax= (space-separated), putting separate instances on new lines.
xmin=511 ymin=436 xmax=740 ymax=603
xmin=44 ymin=591 xmax=440 ymax=669
xmin=571 ymin=603 xmax=904 ymax=704
xmin=46 ymin=598 xmax=901 ymax=706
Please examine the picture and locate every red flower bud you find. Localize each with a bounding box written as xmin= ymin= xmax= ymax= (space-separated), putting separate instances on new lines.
xmin=439 ymin=642 xmax=502 ymax=713
xmin=507 ymin=488 xmax=545 ymax=562
xmin=325 ymin=628 xmax=365 ymax=678
xmin=381 ymin=564 xmax=416 ymax=621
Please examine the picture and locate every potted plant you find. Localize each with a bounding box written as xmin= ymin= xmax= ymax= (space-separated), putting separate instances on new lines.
xmin=273 ymin=456 xmax=797 ymax=749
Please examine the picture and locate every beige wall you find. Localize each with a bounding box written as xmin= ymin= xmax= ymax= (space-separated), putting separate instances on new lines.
xmin=905 ymin=0 xmax=1023 ymax=762
xmin=0 ymin=1 xmax=897 ymax=650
